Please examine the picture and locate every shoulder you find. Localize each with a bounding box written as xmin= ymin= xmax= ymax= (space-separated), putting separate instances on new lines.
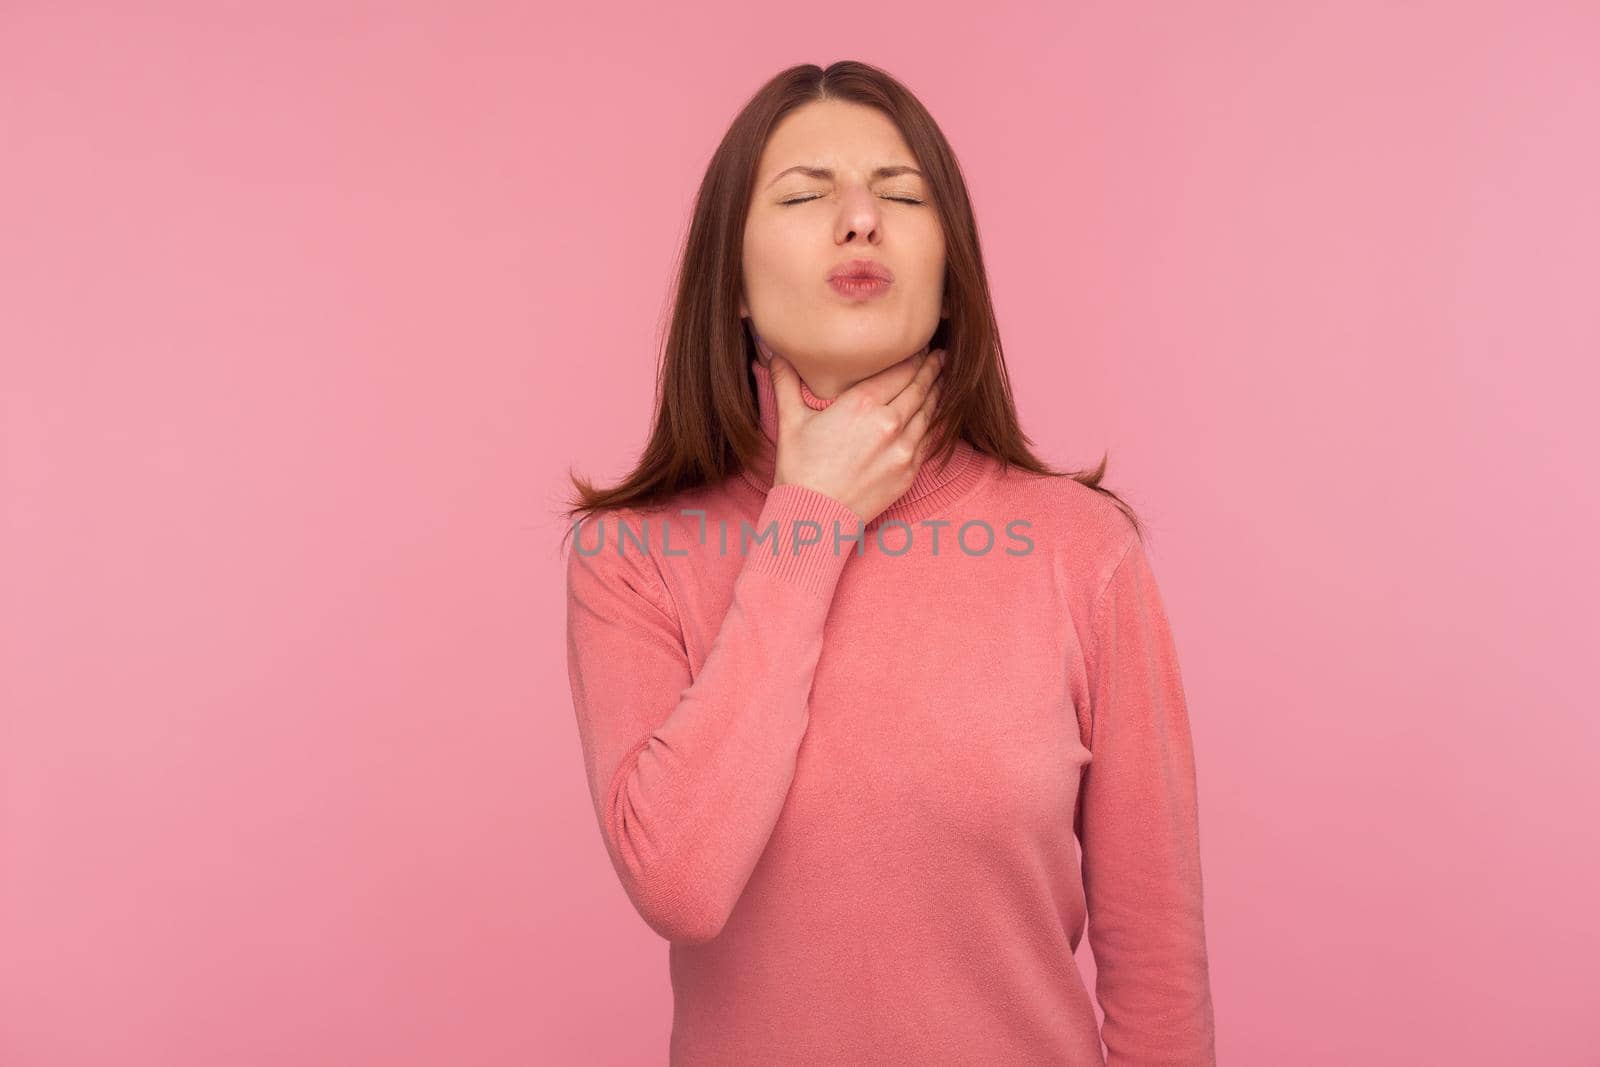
xmin=563 ymin=504 xmax=675 ymax=616
xmin=970 ymin=462 xmax=1145 ymax=640
xmin=989 ymin=463 xmax=1140 ymax=577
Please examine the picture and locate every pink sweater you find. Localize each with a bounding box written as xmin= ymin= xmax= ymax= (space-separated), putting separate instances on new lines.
xmin=565 ymin=355 xmax=1217 ymax=1065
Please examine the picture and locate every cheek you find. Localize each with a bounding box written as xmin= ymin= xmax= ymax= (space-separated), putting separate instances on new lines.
xmin=907 ymin=226 xmax=947 ymax=290
xmin=909 ymin=262 xmax=947 ymax=307
xmin=745 ymin=229 xmax=817 ymax=293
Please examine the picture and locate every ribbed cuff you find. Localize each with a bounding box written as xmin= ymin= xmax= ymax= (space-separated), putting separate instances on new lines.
xmin=739 ymin=484 xmax=866 ymax=597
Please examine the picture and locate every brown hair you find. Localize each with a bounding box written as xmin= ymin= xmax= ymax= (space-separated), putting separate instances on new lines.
xmin=561 ymin=60 xmax=1144 ymax=544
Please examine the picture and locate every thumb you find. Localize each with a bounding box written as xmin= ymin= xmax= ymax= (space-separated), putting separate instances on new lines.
xmin=766 ymin=355 xmax=807 ymax=427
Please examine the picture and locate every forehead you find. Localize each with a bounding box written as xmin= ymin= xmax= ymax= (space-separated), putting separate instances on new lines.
xmin=756 ymin=100 xmax=918 ymax=178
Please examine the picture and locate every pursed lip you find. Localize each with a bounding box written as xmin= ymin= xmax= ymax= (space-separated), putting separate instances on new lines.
xmin=826 ymin=258 xmax=894 ymax=283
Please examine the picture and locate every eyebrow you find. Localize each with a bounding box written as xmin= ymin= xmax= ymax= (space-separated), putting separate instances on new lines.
xmin=765 ymin=164 xmax=924 ymax=189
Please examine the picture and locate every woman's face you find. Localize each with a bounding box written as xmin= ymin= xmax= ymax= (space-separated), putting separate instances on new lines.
xmin=740 ymin=99 xmax=947 ymax=398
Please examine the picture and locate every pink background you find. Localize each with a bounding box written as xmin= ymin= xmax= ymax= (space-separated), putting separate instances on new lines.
xmin=4 ymin=3 xmax=1597 ymax=1065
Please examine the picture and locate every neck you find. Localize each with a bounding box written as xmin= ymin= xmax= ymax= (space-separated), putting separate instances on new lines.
xmin=740 ymin=339 xmax=985 ymax=529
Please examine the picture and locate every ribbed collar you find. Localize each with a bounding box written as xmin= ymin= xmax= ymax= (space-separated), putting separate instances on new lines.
xmin=736 ymin=343 xmax=988 ymax=530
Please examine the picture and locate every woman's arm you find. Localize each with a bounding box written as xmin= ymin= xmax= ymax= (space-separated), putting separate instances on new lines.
xmin=565 ymin=485 xmax=859 ymax=945
xmin=1078 ymin=533 xmax=1218 ymax=1066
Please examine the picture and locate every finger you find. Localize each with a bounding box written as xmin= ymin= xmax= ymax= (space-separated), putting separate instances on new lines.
xmin=843 ymin=345 xmax=933 ymax=406
xmin=904 ymin=412 xmax=940 ymax=474
xmin=766 ymin=355 xmax=807 ymax=425
xmin=897 ymin=380 xmax=943 ymax=462
xmin=885 ymin=348 xmax=945 ymax=426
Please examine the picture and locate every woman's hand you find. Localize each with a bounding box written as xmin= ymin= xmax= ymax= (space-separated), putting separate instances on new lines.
xmin=767 ymin=348 xmax=947 ymax=525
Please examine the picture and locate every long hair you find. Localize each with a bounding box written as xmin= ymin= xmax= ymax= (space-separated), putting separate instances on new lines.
xmin=561 ymin=60 xmax=1144 ymax=544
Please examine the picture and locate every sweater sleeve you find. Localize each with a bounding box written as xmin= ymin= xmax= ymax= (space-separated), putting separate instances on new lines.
xmin=1077 ymin=534 xmax=1217 ymax=1066
xmin=565 ymin=484 xmax=862 ymax=946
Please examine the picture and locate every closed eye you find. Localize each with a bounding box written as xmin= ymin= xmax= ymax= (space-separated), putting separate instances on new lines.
xmin=780 ymin=195 xmax=925 ymax=206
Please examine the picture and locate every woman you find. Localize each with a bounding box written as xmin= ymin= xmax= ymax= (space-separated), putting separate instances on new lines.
xmin=563 ymin=60 xmax=1217 ymax=1067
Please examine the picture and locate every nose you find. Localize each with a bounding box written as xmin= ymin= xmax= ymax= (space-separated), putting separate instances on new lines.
xmin=834 ymin=185 xmax=882 ymax=244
